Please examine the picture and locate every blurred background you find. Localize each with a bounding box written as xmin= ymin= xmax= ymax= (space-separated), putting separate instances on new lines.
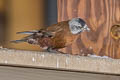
xmin=0 ymin=0 xmax=57 ymax=51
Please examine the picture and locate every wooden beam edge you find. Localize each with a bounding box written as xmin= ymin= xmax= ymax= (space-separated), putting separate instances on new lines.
xmin=0 ymin=48 xmax=120 ymax=75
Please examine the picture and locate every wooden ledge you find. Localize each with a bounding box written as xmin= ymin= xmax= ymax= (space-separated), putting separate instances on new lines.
xmin=0 ymin=48 xmax=120 ymax=75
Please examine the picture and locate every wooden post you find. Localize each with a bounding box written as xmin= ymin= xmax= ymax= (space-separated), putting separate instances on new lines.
xmin=58 ymin=0 xmax=120 ymax=58
xmin=0 ymin=0 xmax=6 ymax=45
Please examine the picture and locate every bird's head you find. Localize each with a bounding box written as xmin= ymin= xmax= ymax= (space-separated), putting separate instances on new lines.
xmin=68 ymin=18 xmax=90 ymax=34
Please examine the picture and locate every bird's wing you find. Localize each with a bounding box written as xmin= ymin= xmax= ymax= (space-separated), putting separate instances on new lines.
xmin=46 ymin=21 xmax=68 ymax=34
xmin=11 ymin=29 xmax=55 ymax=44
xmin=11 ymin=21 xmax=68 ymax=44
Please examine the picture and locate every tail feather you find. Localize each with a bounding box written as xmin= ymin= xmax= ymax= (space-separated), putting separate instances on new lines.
xmin=16 ymin=30 xmax=39 ymax=35
xmin=10 ymin=39 xmax=27 ymax=43
xmin=11 ymin=35 xmax=33 ymax=43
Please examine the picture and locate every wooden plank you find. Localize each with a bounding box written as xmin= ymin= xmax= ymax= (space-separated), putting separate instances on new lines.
xmin=0 ymin=49 xmax=120 ymax=75
xmin=0 ymin=66 xmax=120 ymax=80
xmin=57 ymin=0 xmax=120 ymax=58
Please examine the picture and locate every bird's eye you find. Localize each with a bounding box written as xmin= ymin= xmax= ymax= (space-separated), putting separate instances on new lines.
xmin=76 ymin=26 xmax=81 ymax=29
xmin=48 ymin=35 xmax=52 ymax=37
xmin=38 ymin=31 xmax=41 ymax=33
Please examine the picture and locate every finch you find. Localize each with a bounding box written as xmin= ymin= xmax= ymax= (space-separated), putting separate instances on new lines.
xmin=11 ymin=18 xmax=90 ymax=53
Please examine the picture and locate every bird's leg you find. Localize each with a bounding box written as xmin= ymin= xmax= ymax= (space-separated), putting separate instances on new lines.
xmin=46 ymin=47 xmax=54 ymax=52
xmin=44 ymin=47 xmax=64 ymax=54
xmin=42 ymin=47 xmax=56 ymax=53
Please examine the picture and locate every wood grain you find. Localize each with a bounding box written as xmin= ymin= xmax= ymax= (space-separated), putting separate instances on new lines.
xmin=58 ymin=0 xmax=120 ymax=58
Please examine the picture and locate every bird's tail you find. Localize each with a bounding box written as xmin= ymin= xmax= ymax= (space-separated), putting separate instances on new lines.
xmin=11 ymin=29 xmax=44 ymax=44
xmin=11 ymin=30 xmax=38 ymax=43
xmin=16 ymin=30 xmax=39 ymax=35
xmin=10 ymin=39 xmax=27 ymax=43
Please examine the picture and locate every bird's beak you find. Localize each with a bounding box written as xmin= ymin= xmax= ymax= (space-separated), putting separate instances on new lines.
xmin=84 ymin=24 xmax=90 ymax=32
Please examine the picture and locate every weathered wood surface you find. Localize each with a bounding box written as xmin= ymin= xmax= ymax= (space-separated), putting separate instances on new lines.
xmin=0 ymin=66 xmax=120 ymax=80
xmin=58 ymin=0 xmax=120 ymax=58
xmin=0 ymin=49 xmax=120 ymax=75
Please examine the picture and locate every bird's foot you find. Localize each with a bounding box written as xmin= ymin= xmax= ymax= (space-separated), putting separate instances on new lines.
xmin=43 ymin=48 xmax=64 ymax=54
